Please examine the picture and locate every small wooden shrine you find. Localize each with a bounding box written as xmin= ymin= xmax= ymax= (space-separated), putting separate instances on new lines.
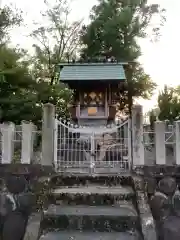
xmin=59 ymin=62 xmax=127 ymax=126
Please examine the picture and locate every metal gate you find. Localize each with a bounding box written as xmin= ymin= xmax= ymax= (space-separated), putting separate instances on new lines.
xmin=54 ymin=118 xmax=131 ymax=174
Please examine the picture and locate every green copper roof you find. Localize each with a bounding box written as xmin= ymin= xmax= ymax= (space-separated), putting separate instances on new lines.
xmin=59 ymin=63 xmax=126 ymax=81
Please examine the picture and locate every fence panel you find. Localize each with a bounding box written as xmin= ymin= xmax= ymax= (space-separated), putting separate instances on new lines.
xmin=55 ymin=119 xmax=131 ymax=174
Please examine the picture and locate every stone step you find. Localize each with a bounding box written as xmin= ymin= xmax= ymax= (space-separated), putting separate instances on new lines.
xmin=41 ymin=204 xmax=138 ymax=232
xmin=52 ymin=195 xmax=134 ymax=206
xmin=50 ymin=186 xmax=135 ymax=205
xmin=44 ymin=204 xmax=137 ymax=217
xmin=49 ymin=175 xmax=132 ymax=187
xmin=51 ymin=185 xmax=135 ymax=197
xmin=39 ymin=231 xmax=141 ymax=240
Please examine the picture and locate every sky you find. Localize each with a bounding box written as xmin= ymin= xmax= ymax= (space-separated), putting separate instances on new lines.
xmin=1 ymin=0 xmax=180 ymax=112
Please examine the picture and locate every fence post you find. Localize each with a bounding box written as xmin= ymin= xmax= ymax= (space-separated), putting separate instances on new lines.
xmin=53 ymin=118 xmax=58 ymax=170
xmin=21 ymin=121 xmax=35 ymax=164
xmin=128 ymin=118 xmax=132 ymax=166
xmin=42 ymin=103 xmax=55 ymax=166
xmin=175 ymin=121 xmax=180 ymax=165
xmin=123 ymin=121 xmax=128 ymax=147
xmin=1 ymin=122 xmax=15 ymax=164
xmin=131 ymin=105 xmax=144 ymax=166
xmin=155 ymin=121 xmax=166 ymax=165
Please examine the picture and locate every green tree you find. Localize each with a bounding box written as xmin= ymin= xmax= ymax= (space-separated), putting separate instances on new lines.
xmin=0 ymin=5 xmax=22 ymax=43
xmin=0 ymin=44 xmax=73 ymax=124
xmin=80 ymin=0 xmax=166 ymax=111
xmin=0 ymin=6 xmax=37 ymax=123
xmin=29 ymin=0 xmax=79 ymax=119
xmin=0 ymin=4 xmax=73 ymax=124
xmin=31 ymin=0 xmax=82 ymax=85
xmin=81 ymin=0 xmax=165 ymax=59
xmin=157 ymin=85 xmax=180 ymax=122
xmin=0 ymin=45 xmax=39 ymax=124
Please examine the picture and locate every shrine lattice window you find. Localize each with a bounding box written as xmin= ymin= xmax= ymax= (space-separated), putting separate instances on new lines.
xmin=83 ymin=91 xmax=105 ymax=107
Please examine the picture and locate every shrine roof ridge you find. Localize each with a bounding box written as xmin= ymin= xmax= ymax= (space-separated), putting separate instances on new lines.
xmin=58 ymin=62 xmax=128 ymax=67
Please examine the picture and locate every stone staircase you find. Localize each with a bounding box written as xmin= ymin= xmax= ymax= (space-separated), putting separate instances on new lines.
xmin=39 ymin=176 xmax=143 ymax=240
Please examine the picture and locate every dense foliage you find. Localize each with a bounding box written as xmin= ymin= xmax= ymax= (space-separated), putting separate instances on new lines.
xmin=149 ymin=85 xmax=180 ymax=125
xmin=80 ymin=0 xmax=166 ymax=111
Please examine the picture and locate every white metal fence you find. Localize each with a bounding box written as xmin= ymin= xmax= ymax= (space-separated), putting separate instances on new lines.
xmin=135 ymin=121 xmax=180 ymax=166
xmin=2 ymin=104 xmax=180 ymax=170
xmin=54 ymin=118 xmax=131 ymax=173
xmin=0 ymin=122 xmax=41 ymax=164
xmin=53 ymin=110 xmax=180 ymax=173
xmin=142 ymin=123 xmax=178 ymax=165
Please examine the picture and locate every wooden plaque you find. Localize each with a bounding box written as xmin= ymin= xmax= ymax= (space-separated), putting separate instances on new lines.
xmin=88 ymin=107 xmax=97 ymax=116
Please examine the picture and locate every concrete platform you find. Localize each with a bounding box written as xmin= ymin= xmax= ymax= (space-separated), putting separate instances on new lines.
xmin=39 ymin=231 xmax=141 ymax=240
